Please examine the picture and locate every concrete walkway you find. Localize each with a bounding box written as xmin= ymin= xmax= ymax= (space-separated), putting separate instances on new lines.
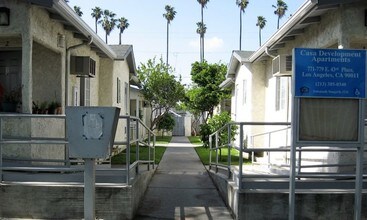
xmin=134 ymin=136 xmax=233 ymax=220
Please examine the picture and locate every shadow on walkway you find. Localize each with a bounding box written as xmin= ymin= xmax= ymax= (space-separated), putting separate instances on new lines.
xmin=135 ymin=136 xmax=233 ymax=220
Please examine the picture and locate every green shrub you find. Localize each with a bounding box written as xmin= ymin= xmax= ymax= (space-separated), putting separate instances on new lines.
xmin=200 ymin=112 xmax=237 ymax=147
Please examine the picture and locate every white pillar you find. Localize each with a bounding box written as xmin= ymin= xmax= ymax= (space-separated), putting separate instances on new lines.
xmin=22 ymin=31 xmax=33 ymax=113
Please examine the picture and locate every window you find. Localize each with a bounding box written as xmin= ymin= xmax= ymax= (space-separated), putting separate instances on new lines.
xmin=242 ymin=80 xmax=247 ymax=105
xmin=117 ymin=77 xmax=121 ymax=104
xmin=80 ymin=77 xmax=90 ymax=106
xmin=124 ymin=82 xmax=128 ymax=114
xmin=275 ymin=77 xmax=287 ymax=111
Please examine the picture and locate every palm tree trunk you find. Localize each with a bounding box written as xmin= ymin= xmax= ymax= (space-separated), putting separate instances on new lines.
xmin=105 ymin=32 xmax=108 ymax=44
xmin=119 ymin=31 xmax=122 ymax=45
xmin=200 ymin=6 xmax=204 ymax=62
xmin=166 ymin=21 xmax=169 ymax=66
xmin=259 ymin=27 xmax=261 ymax=46
xmin=239 ymin=10 xmax=242 ymax=50
xmin=277 ymin=16 xmax=280 ymax=29
xmin=95 ymin=19 xmax=98 ymax=34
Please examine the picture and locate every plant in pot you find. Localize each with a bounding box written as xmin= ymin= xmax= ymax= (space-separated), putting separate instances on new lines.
xmin=39 ymin=101 xmax=49 ymax=114
xmin=48 ymin=101 xmax=62 ymax=114
xmin=3 ymin=87 xmax=21 ymax=112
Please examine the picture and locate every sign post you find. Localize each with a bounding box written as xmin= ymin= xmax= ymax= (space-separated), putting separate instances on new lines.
xmin=66 ymin=107 xmax=120 ymax=219
xmin=291 ymin=48 xmax=366 ymax=220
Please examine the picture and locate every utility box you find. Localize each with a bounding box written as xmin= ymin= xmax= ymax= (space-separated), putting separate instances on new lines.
xmin=66 ymin=107 xmax=120 ymax=158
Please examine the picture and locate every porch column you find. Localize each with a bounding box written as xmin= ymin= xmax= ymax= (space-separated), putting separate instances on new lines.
xmin=22 ymin=33 xmax=33 ymax=113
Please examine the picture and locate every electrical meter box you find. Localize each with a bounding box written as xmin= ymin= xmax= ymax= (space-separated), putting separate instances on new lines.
xmin=66 ymin=107 xmax=120 ymax=158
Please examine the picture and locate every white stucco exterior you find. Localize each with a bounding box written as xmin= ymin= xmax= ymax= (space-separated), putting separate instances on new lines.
xmin=224 ymin=0 xmax=367 ymax=172
xmin=0 ymin=0 xmax=139 ymax=161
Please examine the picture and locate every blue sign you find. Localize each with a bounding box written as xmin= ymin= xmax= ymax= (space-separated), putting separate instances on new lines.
xmin=294 ymin=48 xmax=366 ymax=98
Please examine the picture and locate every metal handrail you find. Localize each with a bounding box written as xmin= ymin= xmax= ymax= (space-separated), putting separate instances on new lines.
xmin=0 ymin=113 xmax=156 ymax=185
xmin=209 ymin=121 xmax=367 ymax=186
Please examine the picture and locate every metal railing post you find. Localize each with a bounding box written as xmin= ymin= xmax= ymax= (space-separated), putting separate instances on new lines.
xmin=136 ymin=120 xmax=139 ymax=174
xmin=126 ymin=117 xmax=131 ymax=185
xmin=268 ymin=133 xmax=271 ymax=168
xmin=148 ymin=130 xmax=151 ymax=171
xmin=153 ymin=135 xmax=156 ymax=169
xmin=239 ymin=123 xmax=244 ymax=190
xmin=215 ymin=133 xmax=219 ymax=173
xmin=209 ymin=134 xmax=212 ymax=170
xmin=227 ymin=124 xmax=231 ymax=178
xmin=0 ymin=117 xmax=3 ymax=183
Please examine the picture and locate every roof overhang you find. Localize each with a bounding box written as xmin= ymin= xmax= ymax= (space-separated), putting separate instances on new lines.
xmin=249 ymin=0 xmax=364 ymax=63
xmin=219 ymin=77 xmax=235 ymax=89
xmin=226 ymin=50 xmax=253 ymax=78
xmin=28 ymin=0 xmax=117 ymax=59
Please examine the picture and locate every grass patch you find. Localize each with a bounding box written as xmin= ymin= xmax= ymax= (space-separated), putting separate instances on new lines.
xmin=111 ymin=146 xmax=166 ymax=165
xmin=195 ymin=146 xmax=251 ymax=166
xmin=187 ymin=136 xmax=203 ymax=145
xmin=155 ymin=136 xmax=172 ymax=145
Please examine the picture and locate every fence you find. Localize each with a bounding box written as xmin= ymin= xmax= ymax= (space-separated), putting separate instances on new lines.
xmin=0 ymin=113 xmax=155 ymax=185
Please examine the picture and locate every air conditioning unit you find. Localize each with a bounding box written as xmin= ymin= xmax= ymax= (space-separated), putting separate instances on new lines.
xmin=272 ymin=55 xmax=292 ymax=77
xmin=70 ymin=56 xmax=96 ymax=77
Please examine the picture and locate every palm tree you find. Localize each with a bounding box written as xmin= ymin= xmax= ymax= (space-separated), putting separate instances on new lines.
xmin=256 ymin=16 xmax=267 ymax=46
xmin=163 ymin=5 xmax=177 ymax=66
xmin=272 ymin=0 xmax=288 ymax=29
xmin=117 ymin=17 xmax=130 ymax=45
xmin=99 ymin=10 xmax=116 ymax=44
xmin=73 ymin=6 xmax=83 ymax=17
xmin=236 ymin=0 xmax=249 ymax=50
xmin=196 ymin=22 xmax=207 ymax=61
xmin=91 ymin=7 xmax=103 ymax=34
xmin=197 ymin=0 xmax=209 ymax=62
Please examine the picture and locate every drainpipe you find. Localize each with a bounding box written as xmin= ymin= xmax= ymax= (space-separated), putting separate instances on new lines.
xmin=265 ymin=46 xmax=276 ymax=58
xmin=65 ymin=36 xmax=93 ymax=107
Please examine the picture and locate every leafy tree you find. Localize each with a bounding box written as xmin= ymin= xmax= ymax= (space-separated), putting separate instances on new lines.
xmin=157 ymin=113 xmax=175 ymax=136
xmin=188 ymin=61 xmax=229 ymax=123
xmin=197 ymin=0 xmax=209 ymax=62
xmin=91 ymin=7 xmax=103 ymax=34
xmin=163 ymin=5 xmax=177 ymax=66
xmin=117 ymin=17 xmax=130 ymax=45
xmin=273 ymin=0 xmax=288 ymax=29
xmin=73 ymin=6 xmax=83 ymax=17
xmin=99 ymin=10 xmax=117 ymax=44
xmin=236 ymin=0 xmax=249 ymax=50
xmin=256 ymin=16 xmax=267 ymax=46
xmin=200 ymin=112 xmax=237 ymax=147
xmin=137 ymin=57 xmax=185 ymax=130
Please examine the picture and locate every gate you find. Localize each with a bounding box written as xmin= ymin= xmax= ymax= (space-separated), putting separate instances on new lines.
xmin=172 ymin=116 xmax=185 ymax=136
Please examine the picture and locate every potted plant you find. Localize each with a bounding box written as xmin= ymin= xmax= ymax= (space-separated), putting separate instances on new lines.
xmin=48 ymin=101 xmax=62 ymax=114
xmin=3 ymin=87 xmax=21 ymax=112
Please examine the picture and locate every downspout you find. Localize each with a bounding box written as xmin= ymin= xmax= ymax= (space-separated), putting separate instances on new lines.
xmin=65 ymin=36 xmax=93 ymax=107
xmin=265 ymin=46 xmax=276 ymax=58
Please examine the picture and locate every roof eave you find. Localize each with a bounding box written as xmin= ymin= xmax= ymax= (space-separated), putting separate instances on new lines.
xmin=52 ymin=0 xmax=117 ymax=59
xmin=249 ymin=0 xmax=318 ymax=63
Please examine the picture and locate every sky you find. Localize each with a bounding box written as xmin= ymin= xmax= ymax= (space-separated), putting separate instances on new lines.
xmin=67 ymin=0 xmax=305 ymax=86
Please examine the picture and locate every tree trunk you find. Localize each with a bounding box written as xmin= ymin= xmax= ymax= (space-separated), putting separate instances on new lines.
xmin=259 ymin=28 xmax=261 ymax=46
xmin=166 ymin=21 xmax=169 ymax=66
xmin=239 ymin=10 xmax=242 ymax=50
xmin=119 ymin=31 xmax=122 ymax=45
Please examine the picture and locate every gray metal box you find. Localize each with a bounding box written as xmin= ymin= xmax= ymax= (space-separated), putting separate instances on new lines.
xmin=66 ymin=107 xmax=120 ymax=158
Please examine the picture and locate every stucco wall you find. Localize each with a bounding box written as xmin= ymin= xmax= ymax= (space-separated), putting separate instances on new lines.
xmin=236 ymin=3 xmax=367 ymax=171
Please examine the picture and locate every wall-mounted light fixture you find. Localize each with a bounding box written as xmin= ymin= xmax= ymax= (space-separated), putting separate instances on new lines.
xmin=0 ymin=7 xmax=10 ymax=26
